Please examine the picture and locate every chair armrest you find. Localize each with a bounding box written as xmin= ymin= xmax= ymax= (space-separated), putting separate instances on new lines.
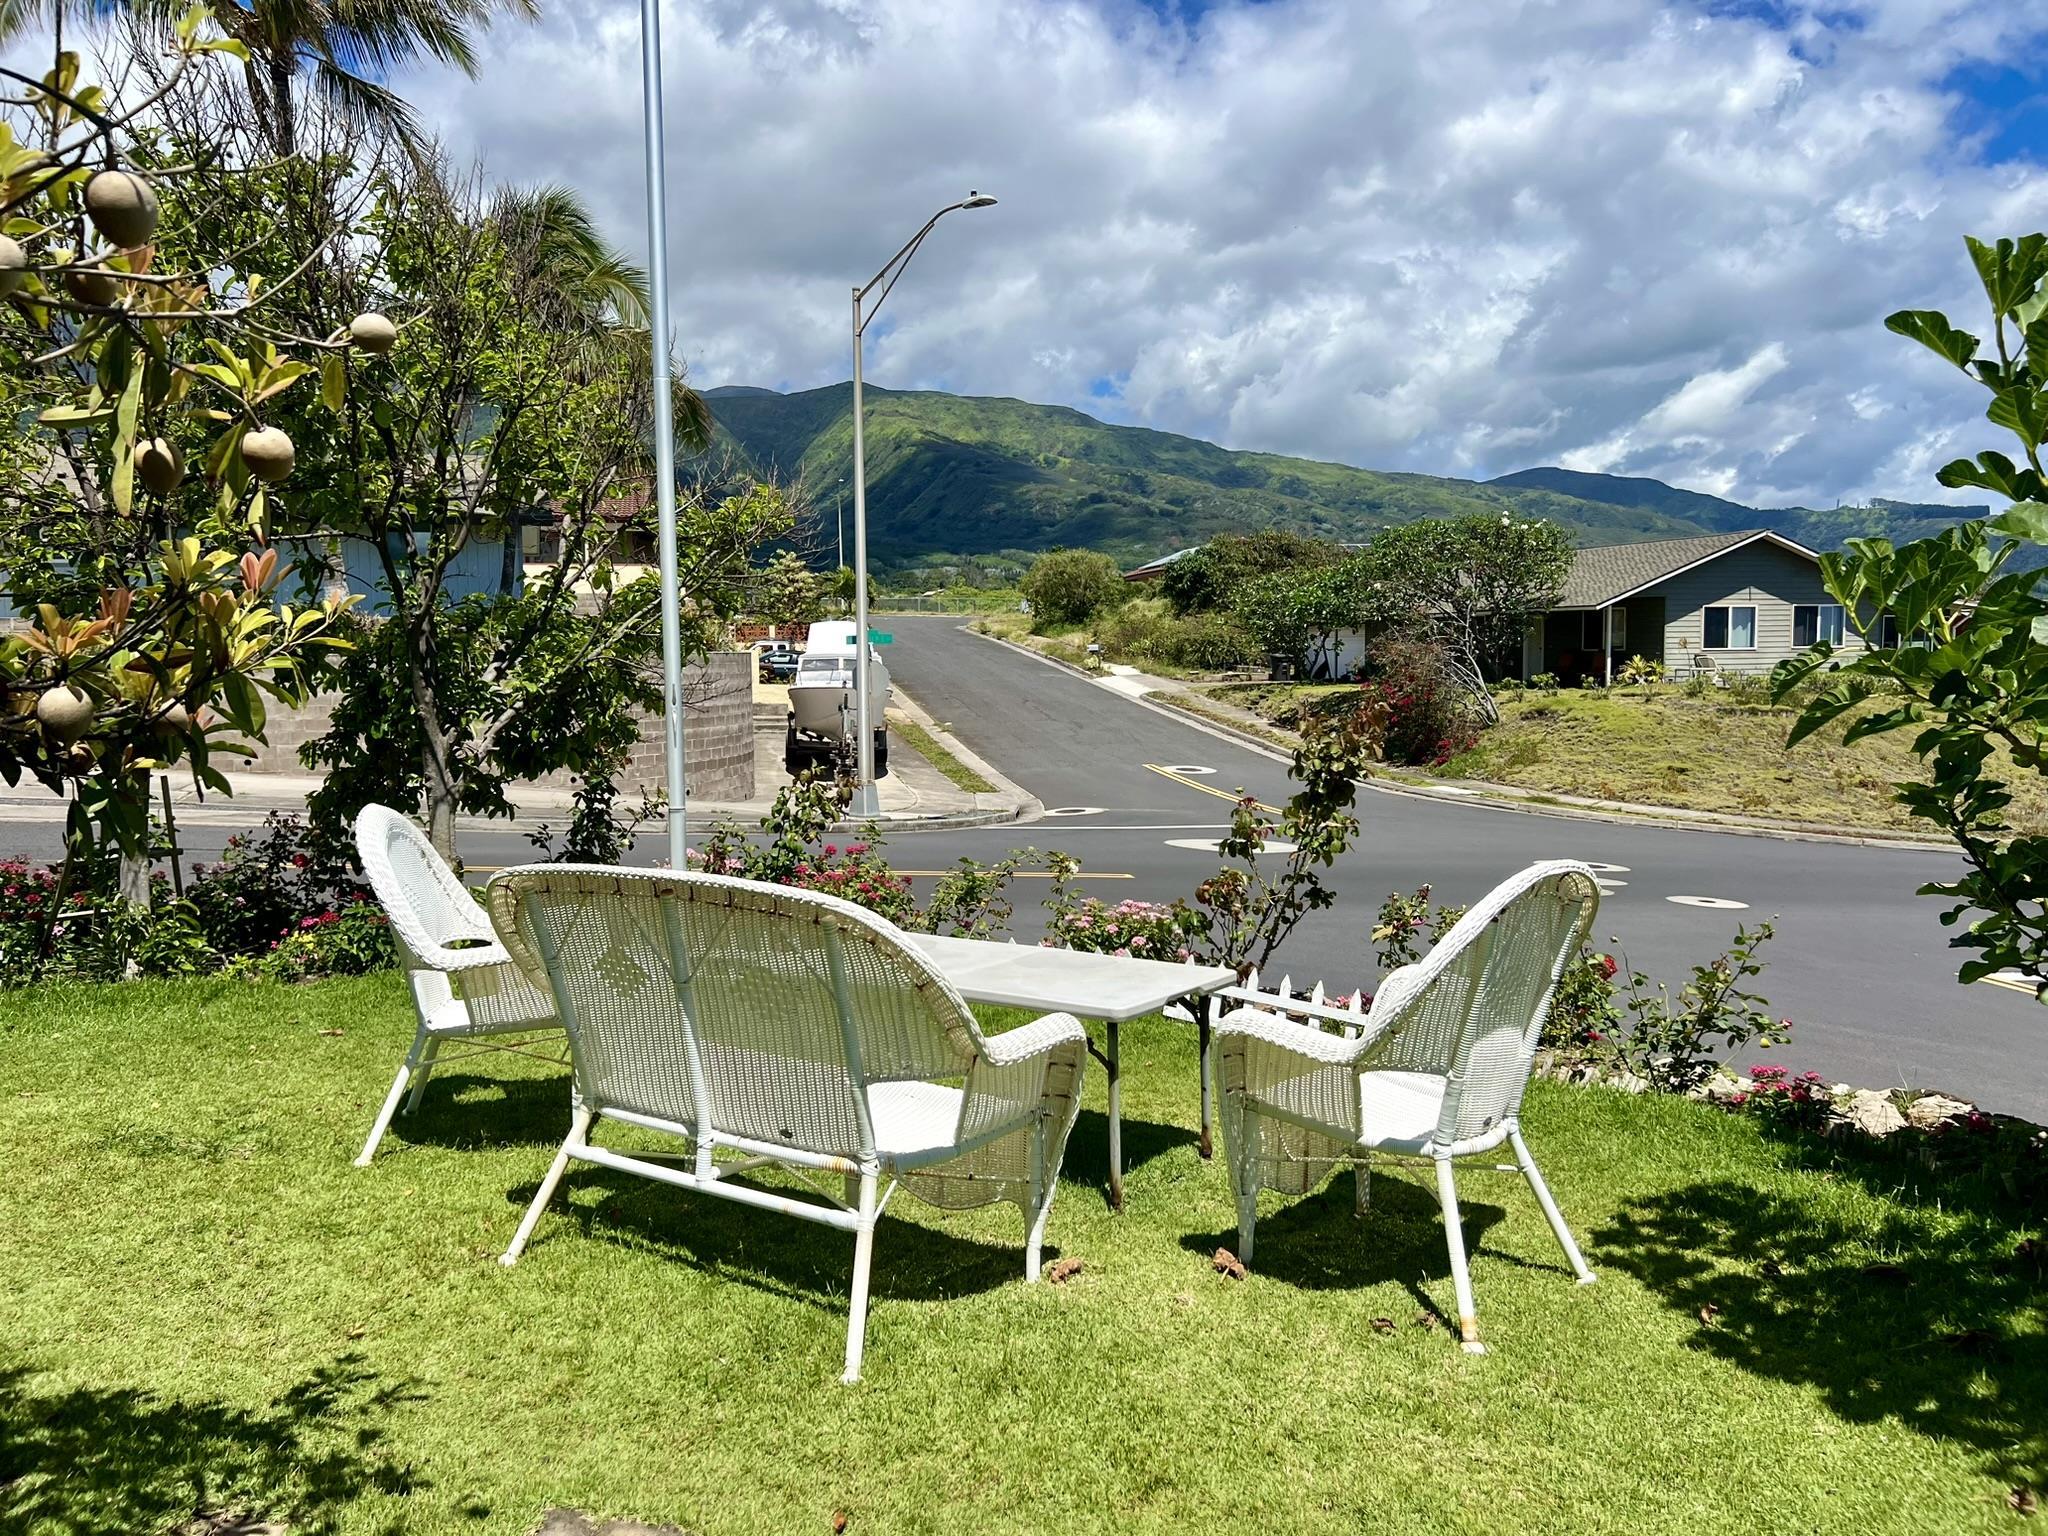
xmin=413 ymin=938 xmax=517 ymax=975
xmin=1213 ymin=1004 xmax=1389 ymax=1066
xmin=979 ymin=1011 xmax=1089 ymax=1067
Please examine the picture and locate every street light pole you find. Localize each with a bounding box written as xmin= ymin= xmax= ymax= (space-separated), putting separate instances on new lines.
xmin=848 ymin=192 xmax=997 ymax=815
xmin=639 ymin=0 xmax=688 ymax=867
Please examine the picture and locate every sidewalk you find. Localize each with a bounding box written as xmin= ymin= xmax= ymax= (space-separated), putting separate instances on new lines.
xmin=0 ymin=689 xmax=1039 ymax=836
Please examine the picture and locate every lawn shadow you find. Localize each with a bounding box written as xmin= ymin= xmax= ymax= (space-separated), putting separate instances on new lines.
xmin=385 ymin=1068 xmax=573 ymax=1153
xmin=1178 ymin=1167 xmax=1507 ymax=1323
xmin=1597 ymin=1176 xmax=2048 ymax=1487
xmin=1062 ymin=1108 xmax=1201 ymax=1205
xmin=508 ymin=1161 xmax=1041 ymax=1311
xmin=0 ymin=1352 xmax=428 ymax=1534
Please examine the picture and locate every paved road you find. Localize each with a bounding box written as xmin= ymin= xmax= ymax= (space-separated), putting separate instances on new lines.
xmin=6 ymin=616 xmax=2037 ymax=1115
xmin=876 ymin=618 xmax=2046 ymax=1118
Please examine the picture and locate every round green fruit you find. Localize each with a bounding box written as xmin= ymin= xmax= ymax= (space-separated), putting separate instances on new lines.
xmin=240 ymin=425 xmax=295 ymax=483
xmin=84 ymin=169 xmax=160 ymax=249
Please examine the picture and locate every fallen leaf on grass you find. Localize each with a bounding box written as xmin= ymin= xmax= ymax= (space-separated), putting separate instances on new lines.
xmin=1370 ymin=1317 xmax=1396 ymax=1335
xmin=1859 ymin=1262 xmax=1912 ymax=1285
xmin=1697 ymin=1304 xmax=1722 ymax=1327
xmin=2010 ymin=1486 xmax=2037 ymax=1516
xmin=1045 ymin=1257 xmax=1084 ymax=1285
xmin=1212 ymin=1248 xmax=1247 ymax=1280
xmin=1414 ymin=1312 xmax=1440 ymax=1332
xmin=345 ymin=1325 xmax=365 ymax=1340
xmin=318 ymin=1028 xmax=343 ymax=1038
xmin=832 ymin=1513 xmax=850 ymax=1533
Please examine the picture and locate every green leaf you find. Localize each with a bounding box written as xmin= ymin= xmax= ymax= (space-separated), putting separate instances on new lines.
xmin=1990 ymin=500 xmax=2048 ymax=544
xmin=35 ymin=404 xmax=113 ymax=428
xmin=110 ymin=356 xmax=143 ymax=517
xmin=320 ymin=353 xmax=346 ymax=413
xmin=1886 ymin=308 xmax=1979 ymax=370
xmin=1987 ymin=386 xmax=2048 ymax=450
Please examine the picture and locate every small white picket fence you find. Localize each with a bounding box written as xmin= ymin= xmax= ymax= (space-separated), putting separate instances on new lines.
xmin=1168 ymin=967 xmax=1373 ymax=1036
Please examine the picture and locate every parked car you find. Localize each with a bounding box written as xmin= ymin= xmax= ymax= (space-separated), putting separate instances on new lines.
xmin=755 ymin=642 xmax=799 ymax=683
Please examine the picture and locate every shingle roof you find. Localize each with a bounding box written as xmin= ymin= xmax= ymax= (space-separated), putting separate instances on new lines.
xmin=1554 ymin=529 xmax=1806 ymax=608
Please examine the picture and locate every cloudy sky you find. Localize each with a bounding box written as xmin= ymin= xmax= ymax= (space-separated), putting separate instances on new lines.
xmin=407 ymin=0 xmax=2048 ymax=509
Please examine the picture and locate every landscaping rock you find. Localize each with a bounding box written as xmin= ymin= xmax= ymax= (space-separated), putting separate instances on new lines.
xmin=1830 ymin=1088 xmax=1907 ymax=1139
xmin=1609 ymin=1069 xmax=1651 ymax=1095
xmin=1904 ymin=1092 xmax=1975 ymax=1130
xmin=1691 ymin=1069 xmax=1746 ymax=1105
xmin=533 ymin=1511 xmax=694 ymax=1536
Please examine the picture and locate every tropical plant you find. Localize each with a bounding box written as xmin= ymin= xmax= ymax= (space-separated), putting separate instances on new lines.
xmin=1021 ymin=548 xmax=1125 ymax=628
xmin=1159 ymin=529 xmax=1345 ymax=616
xmin=758 ymin=549 xmax=824 ymax=628
xmin=1353 ymin=515 xmax=1573 ymax=720
xmin=1773 ymin=232 xmax=2048 ymax=994
xmin=0 ymin=15 xmax=357 ymax=922
xmin=1232 ymin=561 xmax=1372 ymax=677
xmin=1618 ymin=655 xmax=1662 ymax=698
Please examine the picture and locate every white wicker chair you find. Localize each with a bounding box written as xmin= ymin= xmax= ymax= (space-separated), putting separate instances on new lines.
xmin=484 ymin=865 xmax=1091 ymax=1383
xmin=1214 ymin=860 xmax=1601 ymax=1353
xmin=351 ymin=804 xmax=563 ymax=1166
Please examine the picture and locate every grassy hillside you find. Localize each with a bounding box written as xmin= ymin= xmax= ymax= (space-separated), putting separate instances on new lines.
xmin=702 ymin=384 xmax=1709 ymax=562
xmin=700 ymin=384 xmax=1987 ymax=567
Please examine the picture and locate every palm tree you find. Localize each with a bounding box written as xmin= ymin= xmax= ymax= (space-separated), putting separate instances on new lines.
xmin=0 ymin=0 xmax=537 ymax=153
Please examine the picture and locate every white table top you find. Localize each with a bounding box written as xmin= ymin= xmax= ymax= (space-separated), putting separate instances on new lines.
xmin=907 ymin=934 xmax=1236 ymax=1022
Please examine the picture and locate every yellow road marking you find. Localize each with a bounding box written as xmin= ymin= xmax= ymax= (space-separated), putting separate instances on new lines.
xmin=1144 ymin=762 xmax=1278 ymax=814
xmin=1981 ymin=972 xmax=2040 ymax=996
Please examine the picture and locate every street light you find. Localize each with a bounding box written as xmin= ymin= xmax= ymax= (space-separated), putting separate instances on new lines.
xmin=638 ymin=0 xmax=689 ymax=867
xmin=847 ymin=192 xmax=997 ymax=815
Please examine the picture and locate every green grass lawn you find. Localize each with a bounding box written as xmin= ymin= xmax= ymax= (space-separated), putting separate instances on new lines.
xmin=2 ymin=975 xmax=2042 ymax=1534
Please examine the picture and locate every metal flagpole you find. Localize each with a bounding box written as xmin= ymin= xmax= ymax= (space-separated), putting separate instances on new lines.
xmin=639 ymin=0 xmax=688 ymax=865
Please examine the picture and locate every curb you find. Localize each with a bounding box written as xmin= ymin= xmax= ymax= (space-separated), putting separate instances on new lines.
xmin=964 ymin=626 xmax=1957 ymax=855
xmin=887 ymin=684 xmax=1044 ymax=830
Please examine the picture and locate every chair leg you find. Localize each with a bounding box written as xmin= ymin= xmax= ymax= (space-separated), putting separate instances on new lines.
xmin=842 ymin=1168 xmax=880 ymax=1385
xmin=1233 ymin=1105 xmax=1259 ymax=1266
xmin=1510 ymin=1127 xmax=1595 ymax=1285
xmin=354 ymin=1027 xmax=430 ymax=1167
xmin=1024 ymin=1117 xmax=1050 ymax=1281
xmin=1435 ymin=1157 xmax=1485 ymax=1354
xmin=501 ymin=1108 xmax=589 ymax=1267
xmin=1353 ymin=1154 xmax=1372 ymax=1217
xmin=402 ymin=1035 xmax=444 ymax=1114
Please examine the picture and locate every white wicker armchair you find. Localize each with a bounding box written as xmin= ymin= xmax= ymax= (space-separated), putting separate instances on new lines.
xmin=1214 ymin=860 xmax=1601 ymax=1353
xmin=351 ymin=804 xmax=562 ymax=1166
xmin=484 ymin=865 xmax=1091 ymax=1383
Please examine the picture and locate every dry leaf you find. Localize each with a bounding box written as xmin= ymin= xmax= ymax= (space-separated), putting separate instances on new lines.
xmin=2010 ymin=1486 xmax=2037 ymax=1516
xmin=1859 ymin=1262 xmax=1912 ymax=1285
xmin=832 ymin=1513 xmax=850 ymax=1534
xmin=1045 ymin=1257 xmax=1084 ymax=1285
xmin=318 ymin=1028 xmax=343 ymax=1038
xmin=1370 ymin=1317 xmax=1396 ymax=1335
xmin=345 ymin=1325 xmax=365 ymax=1340
xmin=1697 ymin=1304 xmax=1722 ymax=1327
xmin=1212 ymin=1248 xmax=1247 ymax=1280
xmin=1415 ymin=1311 xmax=1441 ymax=1332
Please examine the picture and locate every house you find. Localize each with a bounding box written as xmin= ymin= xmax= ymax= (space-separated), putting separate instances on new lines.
xmin=1122 ymin=547 xmax=1200 ymax=582
xmin=1525 ymin=529 xmax=1865 ymax=684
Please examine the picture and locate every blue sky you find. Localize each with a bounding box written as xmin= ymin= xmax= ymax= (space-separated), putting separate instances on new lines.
xmin=413 ymin=0 xmax=2048 ymax=510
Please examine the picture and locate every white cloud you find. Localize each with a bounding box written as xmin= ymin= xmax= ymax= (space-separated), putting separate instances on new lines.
xmin=395 ymin=0 xmax=2048 ymax=510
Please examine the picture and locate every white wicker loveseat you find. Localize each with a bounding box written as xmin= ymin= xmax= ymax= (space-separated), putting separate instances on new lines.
xmin=485 ymin=864 xmax=1091 ymax=1383
xmin=351 ymin=804 xmax=562 ymax=1166
xmin=1214 ymin=860 xmax=1602 ymax=1353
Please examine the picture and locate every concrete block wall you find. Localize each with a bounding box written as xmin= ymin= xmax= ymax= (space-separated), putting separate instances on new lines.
xmin=236 ymin=649 xmax=755 ymax=803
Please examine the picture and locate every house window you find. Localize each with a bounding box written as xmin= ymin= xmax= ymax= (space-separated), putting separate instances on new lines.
xmin=1877 ymin=615 xmax=1930 ymax=650
xmin=1579 ymin=609 xmax=1625 ymax=650
xmin=1793 ymin=603 xmax=1845 ymax=648
xmin=1703 ymin=604 xmax=1756 ymax=649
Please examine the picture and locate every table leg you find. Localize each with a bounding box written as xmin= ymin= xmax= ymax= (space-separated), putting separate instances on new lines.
xmin=1106 ymin=1018 xmax=1124 ymax=1213
xmin=1197 ymin=997 xmax=1214 ymax=1160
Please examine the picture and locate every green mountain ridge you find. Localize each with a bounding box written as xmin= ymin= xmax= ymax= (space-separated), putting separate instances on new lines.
xmin=699 ymin=383 xmax=1986 ymax=566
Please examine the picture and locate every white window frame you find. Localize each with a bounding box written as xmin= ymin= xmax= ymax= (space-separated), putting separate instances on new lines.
xmin=1703 ymin=604 xmax=1758 ymax=650
xmin=1793 ymin=602 xmax=1845 ymax=648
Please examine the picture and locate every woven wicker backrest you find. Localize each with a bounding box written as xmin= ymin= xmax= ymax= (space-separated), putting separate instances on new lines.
xmin=353 ymin=804 xmax=495 ymax=966
xmin=487 ymin=867 xmax=985 ymax=1158
xmin=1369 ymin=862 xmax=1599 ymax=1148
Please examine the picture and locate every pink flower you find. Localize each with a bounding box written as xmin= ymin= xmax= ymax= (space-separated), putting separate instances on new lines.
xmin=823 ymin=844 xmax=839 ymax=857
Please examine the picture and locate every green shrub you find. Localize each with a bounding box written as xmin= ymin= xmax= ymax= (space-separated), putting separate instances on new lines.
xmin=1531 ymin=672 xmax=1559 ymax=691
xmin=1360 ymin=635 xmax=1478 ymax=766
xmin=1021 ymin=548 xmax=1126 ymax=628
xmin=1095 ymin=601 xmax=1257 ymax=671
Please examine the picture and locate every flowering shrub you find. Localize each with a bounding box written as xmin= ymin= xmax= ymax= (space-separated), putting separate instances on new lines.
xmin=1361 ymin=636 xmax=1477 ymax=766
xmin=232 ymin=902 xmax=396 ymax=982
xmin=1731 ymin=1065 xmax=1834 ymax=1133
xmin=1546 ymin=948 xmax=1622 ymax=1050
xmin=1370 ymin=885 xmax=1468 ymax=976
xmin=1596 ymin=921 xmax=1788 ymax=1093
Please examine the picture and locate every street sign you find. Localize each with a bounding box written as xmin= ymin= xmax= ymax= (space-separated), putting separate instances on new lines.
xmin=869 ymin=630 xmax=893 ymax=645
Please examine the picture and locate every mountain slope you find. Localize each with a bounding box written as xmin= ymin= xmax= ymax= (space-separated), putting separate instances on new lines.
xmin=700 ymin=383 xmax=1982 ymax=565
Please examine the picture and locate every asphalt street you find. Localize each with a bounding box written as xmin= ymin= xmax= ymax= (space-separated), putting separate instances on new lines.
xmin=7 ymin=615 xmax=2039 ymax=1116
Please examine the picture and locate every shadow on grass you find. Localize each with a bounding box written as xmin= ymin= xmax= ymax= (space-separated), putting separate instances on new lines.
xmin=0 ymin=1353 xmax=429 ymax=1535
xmin=507 ymin=1161 xmax=1041 ymax=1311
xmin=385 ymin=1069 xmax=573 ymax=1153
xmin=1178 ymin=1167 xmax=1508 ymax=1323
xmin=1597 ymin=1176 xmax=2048 ymax=1487
xmin=1063 ymin=1108 xmax=1200 ymax=1205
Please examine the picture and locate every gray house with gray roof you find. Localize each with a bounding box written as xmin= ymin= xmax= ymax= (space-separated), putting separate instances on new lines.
xmin=1524 ymin=529 xmax=1865 ymax=684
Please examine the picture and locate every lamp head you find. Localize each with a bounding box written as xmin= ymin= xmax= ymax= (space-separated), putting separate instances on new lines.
xmin=962 ymin=191 xmax=998 ymax=209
